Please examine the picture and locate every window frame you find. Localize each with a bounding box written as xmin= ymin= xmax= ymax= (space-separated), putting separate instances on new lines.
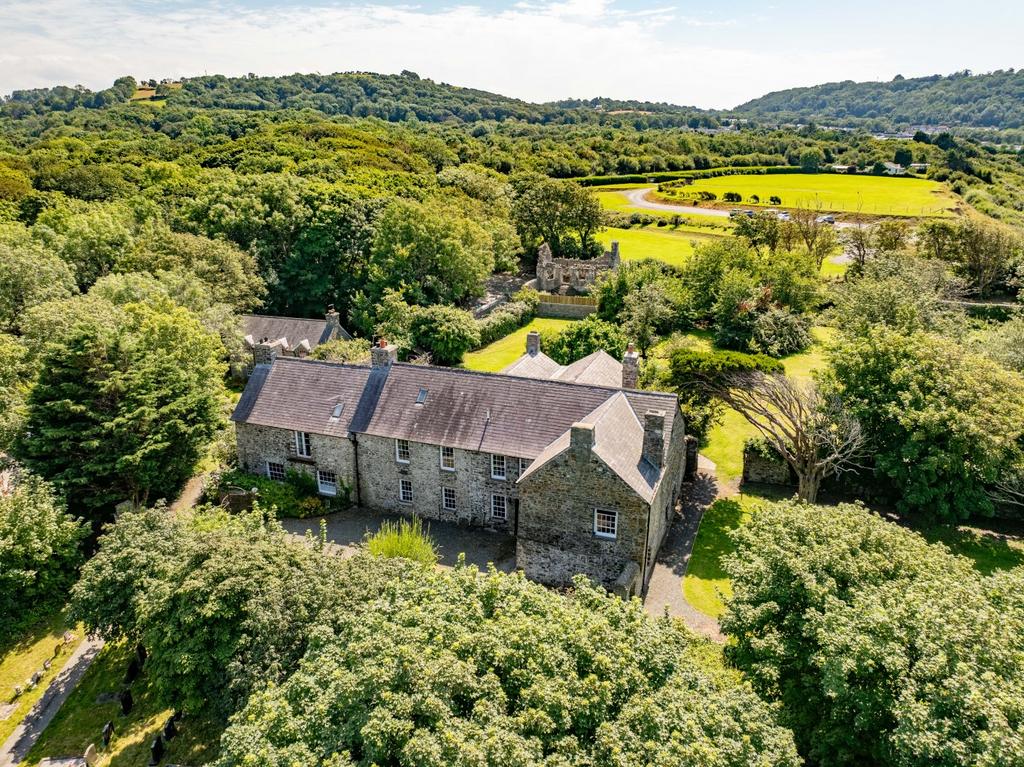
xmin=294 ymin=430 xmax=312 ymax=458
xmin=395 ymin=438 xmax=410 ymax=464
xmin=442 ymin=486 xmax=457 ymax=512
xmin=439 ymin=445 xmax=456 ymax=472
xmin=490 ymin=494 xmax=507 ymax=521
xmin=490 ymin=454 xmax=506 ymax=480
xmin=266 ymin=461 xmax=286 ymax=482
xmin=317 ymin=469 xmax=338 ymax=497
xmin=594 ymin=508 xmax=618 ymax=539
xmin=519 ymin=457 xmax=530 ymax=475
xmin=399 ymin=478 xmax=414 ymax=504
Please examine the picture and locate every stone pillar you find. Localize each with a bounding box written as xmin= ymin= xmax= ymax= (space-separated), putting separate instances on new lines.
xmin=570 ymin=423 xmax=594 ymax=460
xmin=684 ymin=434 xmax=699 ymax=482
xmin=526 ymin=331 xmax=541 ymax=356
xmin=371 ymin=338 xmax=397 ymax=369
xmin=642 ymin=410 xmax=665 ymax=469
xmin=622 ymin=343 xmax=639 ymax=388
xmin=609 ymin=241 xmax=621 ymax=269
xmin=254 ymin=342 xmax=278 ymax=366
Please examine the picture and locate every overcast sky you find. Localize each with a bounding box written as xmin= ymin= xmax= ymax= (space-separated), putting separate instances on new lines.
xmin=1 ymin=0 xmax=1022 ymax=108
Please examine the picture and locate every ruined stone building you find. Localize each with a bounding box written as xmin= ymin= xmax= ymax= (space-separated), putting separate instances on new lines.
xmin=242 ymin=306 xmax=351 ymax=364
xmin=231 ymin=338 xmax=687 ymax=595
xmin=535 ymin=241 xmax=620 ymax=293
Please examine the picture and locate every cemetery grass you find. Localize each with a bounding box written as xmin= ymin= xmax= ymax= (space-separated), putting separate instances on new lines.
xmin=0 ymin=612 xmax=84 ymax=746
xmin=24 ymin=642 xmax=220 ymax=767
xmin=461 ymin=317 xmax=577 ymax=372
xmin=661 ymin=173 xmax=958 ymax=217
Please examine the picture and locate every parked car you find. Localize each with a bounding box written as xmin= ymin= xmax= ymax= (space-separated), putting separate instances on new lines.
xmin=816 ymin=214 xmax=836 ymax=224
xmin=777 ymin=211 xmax=791 ymax=221
xmin=728 ymin=209 xmax=744 ymax=218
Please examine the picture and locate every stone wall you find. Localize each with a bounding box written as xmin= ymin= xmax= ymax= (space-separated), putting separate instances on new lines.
xmin=741 ymin=444 xmax=793 ymax=486
xmin=517 ymin=439 xmax=651 ymax=588
xmin=536 ymin=301 xmax=597 ymax=319
xmin=235 ymin=423 xmax=357 ymax=490
xmin=355 ymin=434 xmax=526 ymax=533
xmin=642 ymin=413 xmax=688 ymax=587
xmin=535 ymin=242 xmax=619 ymax=293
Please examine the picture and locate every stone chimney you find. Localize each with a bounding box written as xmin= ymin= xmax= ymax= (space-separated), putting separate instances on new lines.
xmin=254 ymin=341 xmax=278 ymax=366
xmin=526 ymin=331 xmax=541 ymax=356
xmin=608 ymin=241 xmax=621 ymax=269
xmin=570 ymin=423 xmax=595 ymax=460
xmin=371 ymin=338 xmax=397 ymax=369
xmin=622 ymin=342 xmax=639 ymax=389
xmin=324 ymin=304 xmax=341 ymax=338
xmin=642 ymin=410 xmax=665 ymax=470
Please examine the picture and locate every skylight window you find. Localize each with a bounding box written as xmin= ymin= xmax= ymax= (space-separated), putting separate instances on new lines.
xmin=416 ymin=388 xmax=428 ymax=405
xmin=330 ymin=402 xmax=344 ymax=419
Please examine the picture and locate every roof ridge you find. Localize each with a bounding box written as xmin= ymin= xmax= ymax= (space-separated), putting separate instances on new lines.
xmin=394 ymin=361 xmax=677 ymax=400
xmin=242 ymin=313 xmax=328 ymax=323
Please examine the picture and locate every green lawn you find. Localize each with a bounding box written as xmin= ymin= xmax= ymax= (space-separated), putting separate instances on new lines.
xmin=598 ymin=226 xmax=723 ymax=268
xmin=0 ymin=612 xmax=84 ymax=747
xmin=25 ymin=642 xmax=220 ymax=767
xmin=461 ymin=317 xmax=576 ymax=372
xmin=662 ymin=173 xmax=958 ymax=217
xmin=700 ymin=327 xmax=835 ymax=483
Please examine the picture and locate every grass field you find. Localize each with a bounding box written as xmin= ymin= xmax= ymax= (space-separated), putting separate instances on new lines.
xmin=598 ymin=226 xmax=723 ymax=268
xmin=0 ymin=613 xmax=84 ymax=747
xmin=26 ymin=642 xmax=220 ymax=767
xmin=661 ymin=173 xmax=958 ymax=217
xmin=461 ymin=317 xmax=576 ymax=372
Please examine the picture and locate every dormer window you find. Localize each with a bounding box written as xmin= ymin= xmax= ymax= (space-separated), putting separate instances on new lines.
xmin=416 ymin=388 xmax=428 ymax=405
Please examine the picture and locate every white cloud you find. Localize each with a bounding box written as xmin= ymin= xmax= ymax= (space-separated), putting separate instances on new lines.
xmin=0 ymin=0 xmax=907 ymax=108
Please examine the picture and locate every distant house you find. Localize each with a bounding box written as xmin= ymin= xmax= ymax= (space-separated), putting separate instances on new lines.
xmin=242 ymin=306 xmax=351 ymax=365
xmin=231 ymin=340 xmax=689 ymax=596
xmin=909 ymin=162 xmax=929 ymax=173
xmin=501 ymin=331 xmax=636 ymax=389
xmin=831 ymin=164 xmax=853 ymax=173
xmin=881 ymin=162 xmax=907 ymax=176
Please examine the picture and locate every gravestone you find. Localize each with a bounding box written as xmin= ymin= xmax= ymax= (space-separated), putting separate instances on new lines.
xmin=119 ymin=688 xmax=133 ymax=716
xmin=102 ymin=720 xmax=114 ymax=747
xmin=162 ymin=716 xmax=177 ymax=740
xmin=83 ymin=743 xmax=98 ymax=766
xmin=148 ymin=734 xmax=165 ymax=766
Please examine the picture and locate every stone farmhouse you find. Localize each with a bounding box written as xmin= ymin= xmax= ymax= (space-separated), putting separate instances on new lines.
xmin=501 ymin=331 xmax=638 ymax=388
xmin=231 ymin=339 xmax=688 ymax=596
xmin=242 ymin=306 xmax=351 ymax=365
xmin=535 ymin=241 xmax=620 ymax=293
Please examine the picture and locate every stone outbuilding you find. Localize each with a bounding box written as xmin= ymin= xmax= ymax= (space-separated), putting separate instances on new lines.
xmin=242 ymin=306 xmax=351 ymax=365
xmin=535 ymin=241 xmax=620 ymax=293
xmin=231 ymin=340 xmax=687 ymax=595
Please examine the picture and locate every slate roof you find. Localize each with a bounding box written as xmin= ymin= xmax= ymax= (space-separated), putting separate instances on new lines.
xmin=231 ymin=357 xmax=681 ymax=496
xmin=230 ymin=359 xmax=373 ymax=438
xmin=518 ymin=392 xmax=661 ymax=502
xmin=242 ymin=314 xmax=351 ymax=353
xmin=501 ymin=349 xmax=623 ymax=388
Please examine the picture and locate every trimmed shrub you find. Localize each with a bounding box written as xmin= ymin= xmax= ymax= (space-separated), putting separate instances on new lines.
xmin=476 ymin=297 xmax=537 ymax=348
xmin=217 ymin=468 xmax=349 ymax=517
xmin=409 ymin=304 xmax=480 ymax=365
xmin=541 ymin=315 xmax=628 ymax=365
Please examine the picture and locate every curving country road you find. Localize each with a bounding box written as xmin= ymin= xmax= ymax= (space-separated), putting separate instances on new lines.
xmin=623 ymin=187 xmax=857 ymax=229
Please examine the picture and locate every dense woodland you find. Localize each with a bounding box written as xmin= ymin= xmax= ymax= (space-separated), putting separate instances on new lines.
xmin=735 ymin=69 xmax=1024 ymax=130
xmin=2 ymin=71 xmax=1023 ymax=767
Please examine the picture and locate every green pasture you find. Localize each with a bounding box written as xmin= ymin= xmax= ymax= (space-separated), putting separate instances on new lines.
xmin=598 ymin=226 xmax=723 ymax=268
xmin=595 ymin=188 xmax=733 ymax=230
xmin=661 ymin=173 xmax=958 ymax=217
xmin=461 ymin=317 xmax=577 ymax=372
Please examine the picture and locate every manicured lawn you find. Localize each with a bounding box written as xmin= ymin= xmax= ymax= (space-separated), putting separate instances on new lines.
xmin=920 ymin=524 xmax=1024 ymax=575
xmin=25 ymin=642 xmax=220 ymax=767
xmin=662 ymin=173 xmax=958 ymax=217
xmin=0 ymin=612 xmax=84 ymax=746
xmin=461 ymin=317 xmax=576 ymax=372
xmin=598 ymin=226 xmax=723 ymax=268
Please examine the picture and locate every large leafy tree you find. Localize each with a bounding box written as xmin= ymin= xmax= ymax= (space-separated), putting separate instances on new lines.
xmin=0 ymin=333 xmax=30 ymax=450
xmin=15 ymin=298 xmax=226 ymax=522
xmin=541 ymin=315 xmax=628 ymax=365
xmin=722 ymin=500 xmax=1024 ymax=767
xmin=825 ymin=327 xmax=1024 ymax=519
xmin=510 ymin=173 xmax=604 ymax=259
xmin=0 ymin=471 xmax=87 ymax=644
xmin=0 ymin=225 xmax=77 ymax=332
